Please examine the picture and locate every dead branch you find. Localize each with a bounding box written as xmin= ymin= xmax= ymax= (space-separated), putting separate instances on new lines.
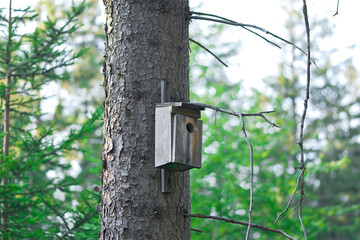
xmin=273 ymin=2 xmax=312 ymax=238
xmin=333 ymin=0 xmax=340 ymax=16
xmin=191 ymin=228 xmax=204 ymax=233
xmin=190 ymin=11 xmax=318 ymax=68
xmin=241 ymin=26 xmax=281 ymax=49
xmin=185 ymin=213 xmax=295 ymax=240
xmin=238 ymin=113 xmax=254 ymax=240
xmin=274 ymin=168 xmax=305 ymax=224
xmin=190 ymin=11 xmax=281 ymax=49
xmin=189 ymin=38 xmax=228 ymax=67
xmin=297 ymin=1 xmax=311 ymax=239
xmin=280 ymin=202 xmax=301 ymax=222
xmin=188 ymin=102 xmax=280 ymax=128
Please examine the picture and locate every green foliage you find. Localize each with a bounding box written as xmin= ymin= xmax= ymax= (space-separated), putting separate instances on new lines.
xmin=0 ymin=1 xmax=102 ymax=239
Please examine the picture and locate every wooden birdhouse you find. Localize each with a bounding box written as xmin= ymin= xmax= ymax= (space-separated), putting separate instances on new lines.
xmin=155 ymin=102 xmax=204 ymax=171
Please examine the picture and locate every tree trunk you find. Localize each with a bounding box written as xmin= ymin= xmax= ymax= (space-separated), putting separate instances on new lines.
xmin=100 ymin=1 xmax=191 ymax=239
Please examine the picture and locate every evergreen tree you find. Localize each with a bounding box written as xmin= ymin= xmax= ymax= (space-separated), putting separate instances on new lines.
xmin=263 ymin=4 xmax=360 ymax=238
xmin=0 ymin=1 xmax=101 ymax=238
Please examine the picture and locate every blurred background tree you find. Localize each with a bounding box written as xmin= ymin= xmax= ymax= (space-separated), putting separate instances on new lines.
xmin=189 ymin=1 xmax=360 ymax=239
xmin=0 ymin=0 xmax=103 ymax=238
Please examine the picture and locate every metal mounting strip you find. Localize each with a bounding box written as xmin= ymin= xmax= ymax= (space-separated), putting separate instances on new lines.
xmin=160 ymin=80 xmax=171 ymax=193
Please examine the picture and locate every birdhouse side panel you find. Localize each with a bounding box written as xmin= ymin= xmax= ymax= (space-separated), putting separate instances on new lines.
xmin=155 ymin=107 xmax=172 ymax=168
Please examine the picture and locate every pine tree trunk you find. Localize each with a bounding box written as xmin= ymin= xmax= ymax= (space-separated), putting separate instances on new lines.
xmin=100 ymin=1 xmax=191 ymax=239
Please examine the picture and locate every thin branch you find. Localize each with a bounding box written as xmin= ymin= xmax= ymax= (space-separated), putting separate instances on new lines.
xmin=185 ymin=213 xmax=295 ymax=240
xmin=189 ymin=102 xmax=280 ymax=128
xmin=191 ymin=12 xmax=272 ymax=36
xmin=274 ymin=168 xmax=305 ymax=224
xmin=9 ymin=108 xmax=39 ymax=116
xmin=273 ymin=3 xmax=312 ymax=238
xmin=11 ymin=58 xmax=75 ymax=78
xmin=333 ymin=0 xmax=340 ymax=16
xmin=58 ymin=210 xmax=98 ymax=240
xmin=9 ymin=97 xmax=43 ymax=107
xmin=190 ymin=11 xmax=281 ymax=49
xmin=297 ymin=1 xmax=311 ymax=239
xmin=190 ymin=12 xmax=318 ymax=68
xmin=43 ymin=200 xmax=71 ymax=232
xmin=189 ymin=38 xmax=228 ymax=67
xmin=191 ymin=228 xmax=203 ymax=233
xmin=241 ymin=26 xmax=281 ymax=49
xmin=299 ymin=213 xmax=306 ymax=239
xmin=302 ymin=4 xmax=311 ymax=102
xmin=191 ymin=11 xmax=236 ymax=23
xmin=238 ymin=113 xmax=254 ymax=240
xmin=280 ymin=202 xmax=301 ymax=222
xmin=242 ymin=111 xmax=280 ymax=128
xmin=298 ymin=155 xmax=306 ymax=240
xmin=190 ymin=16 xmax=268 ymax=35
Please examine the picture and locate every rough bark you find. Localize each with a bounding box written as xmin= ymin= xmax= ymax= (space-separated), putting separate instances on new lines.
xmin=100 ymin=0 xmax=191 ymax=239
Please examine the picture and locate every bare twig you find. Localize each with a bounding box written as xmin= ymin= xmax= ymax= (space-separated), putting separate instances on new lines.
xmin=241 ymin=26 xmax=281 ymax=49
xmin=333 ymin=0 xmax=340 ymax=16
xmin=188 ymin=102 xmax=280 ymax=128
xmin=273 ymin=3 xmax=312 ymax=239
xmin=274 ymin=168 xmax=305 ymax=224
xmin=185 ymin=213 xmax=295 ymax=240
xmin=297 ymin=1 xmax=311 ymax=239
xmin=190 ymin=12 xmax=318 ymax=68
xmin=191 ymin=228 xmax=204 ymax=233
xmin=190 ymin=11 xmax=281 ymax=49
xmin=189 ymin=38 xmax=228 ymax=67
xmin=242 ymin=111 xmax=280 ymax=128
xmin=238 ymin=113 xmax=254 ymax=240
xmin=280 ymin=202 xmax=301 ymax=222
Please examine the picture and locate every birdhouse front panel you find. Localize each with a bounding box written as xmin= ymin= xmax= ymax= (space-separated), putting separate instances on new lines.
xmin=173 ymin=114 xmax=202 ymax=169
xmin=155 ymin=103 xmax=203 ymax=171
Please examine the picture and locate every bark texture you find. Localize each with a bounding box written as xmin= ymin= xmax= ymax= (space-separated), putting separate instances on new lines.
xmin=100 ymin=0 xmax=191 ymax=239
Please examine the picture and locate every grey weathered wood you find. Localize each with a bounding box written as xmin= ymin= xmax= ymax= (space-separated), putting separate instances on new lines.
xmin=155 ymin=107 xmax=173 ymax=168
xmin=170 ymin=106 xmax=201 ymax=118
xmin=173 ymin=114 xmax=202 ymax=169
xmin=156 ymin=102 xmax=204 ymax=118
xmin=155 ymin=106 xmax=202 ymax=171
xmin=156 ymin=102 xmax=205 ymax=111
xmin=100 ymin=1 xmax=191 ymax=239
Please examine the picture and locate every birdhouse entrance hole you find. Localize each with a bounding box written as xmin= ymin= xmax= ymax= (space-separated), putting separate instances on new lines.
xmin=155 ymin=102 xmax=205 ymax=171
xmin=186 ymin=123 xmax=194 ymax=133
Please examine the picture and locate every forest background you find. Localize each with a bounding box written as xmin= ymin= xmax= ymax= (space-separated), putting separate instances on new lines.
xmin=0 ymin=0 xmax=359 ymax=239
